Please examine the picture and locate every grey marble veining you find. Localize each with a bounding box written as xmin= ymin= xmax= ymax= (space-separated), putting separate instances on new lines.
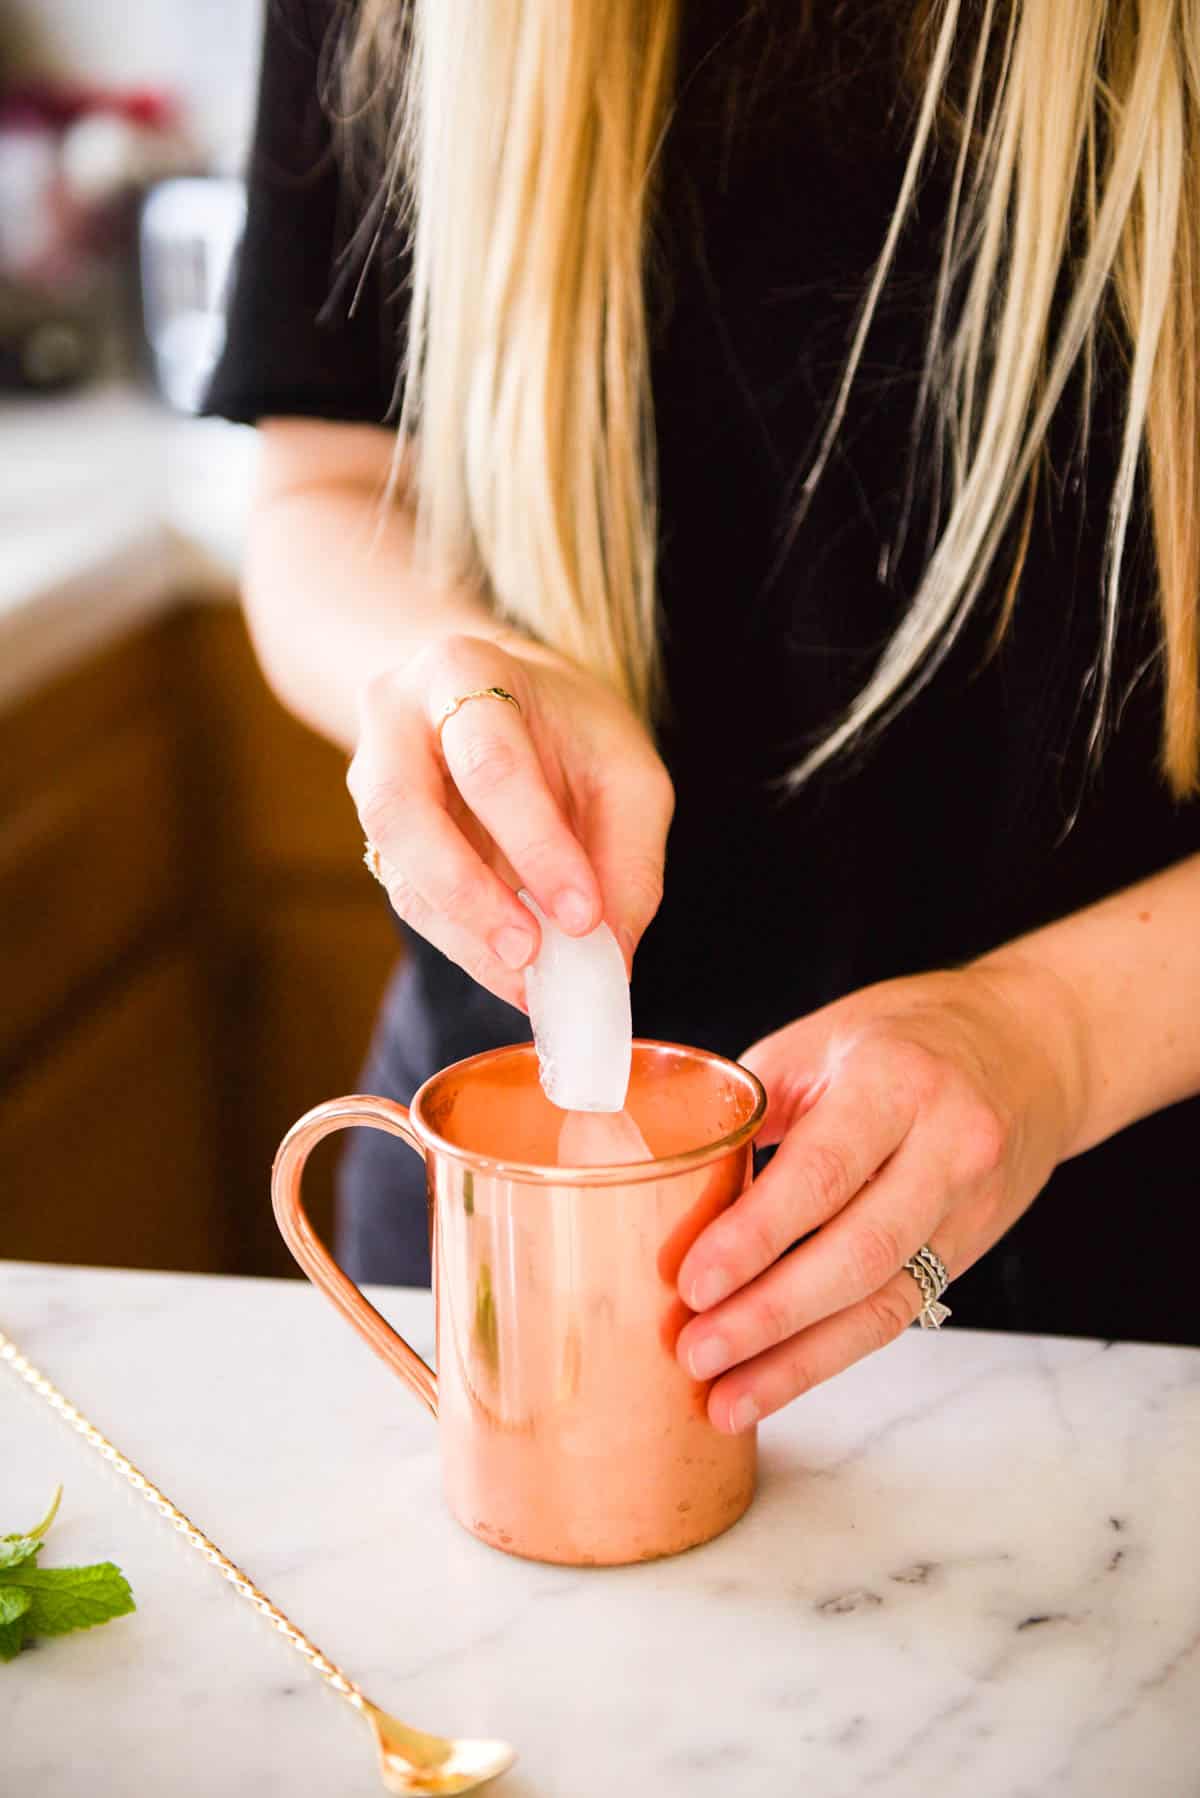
xmin=1 ymin=1260 xmax=1197 ymax=1797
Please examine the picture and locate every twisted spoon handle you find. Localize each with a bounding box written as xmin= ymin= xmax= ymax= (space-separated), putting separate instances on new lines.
xmin=0 ymin=1326 xmax=367 ymax=1716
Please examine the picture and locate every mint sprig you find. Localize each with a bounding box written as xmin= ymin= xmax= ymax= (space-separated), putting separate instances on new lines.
xmin=0 ymin=1488 xmax=135 ymax=1662
xmin=0 ymin=1538 xmax=40 ymax=1572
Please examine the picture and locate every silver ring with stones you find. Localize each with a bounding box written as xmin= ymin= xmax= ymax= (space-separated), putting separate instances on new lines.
xmin=903 ymin=1244 xmax=952 ymax=1330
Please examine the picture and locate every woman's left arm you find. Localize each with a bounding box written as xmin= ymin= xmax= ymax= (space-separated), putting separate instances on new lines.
xmin=676 ymin=853 xmax=1200 ymax=1432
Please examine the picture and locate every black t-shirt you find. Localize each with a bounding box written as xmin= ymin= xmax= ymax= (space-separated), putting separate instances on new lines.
xmin=208 ymin=0 xmax=1199 ymax=1340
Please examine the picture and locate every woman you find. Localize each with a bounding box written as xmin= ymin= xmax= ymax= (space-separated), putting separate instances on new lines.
xmin=207 ymin=0 xmax=1200 ymax=1432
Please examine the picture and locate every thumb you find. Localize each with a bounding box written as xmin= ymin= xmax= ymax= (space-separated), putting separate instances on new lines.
xmin=740 ymin=1009 xmax=841 ymax=1148
xmin=583 ymin=760 xmax=675 ymax=972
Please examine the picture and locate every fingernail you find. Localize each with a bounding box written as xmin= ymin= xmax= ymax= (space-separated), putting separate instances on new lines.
xmin=688 ymin=1335 xmax=730 ymax=1381
xmin=617 ymin=925 xmax=636 ymax=974
xmin=690 ymin=1268 xmax=732 ymax=1312
xmin=553 ymin=887 xmax=595 ymax=933
xmin=492 ymin=926 xmax=534 ymax=971
xmin=730 ymin=1396 xmax=760 ymax=1434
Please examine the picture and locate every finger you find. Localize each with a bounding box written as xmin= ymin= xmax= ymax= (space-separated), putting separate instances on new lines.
xmin=378 ymin=873 xmax=529 ymax=1013
xmin=677 ymin=1045 xmax=917 ymax=1312
xmin=676 ymin=1135 xmax=946 ymax=1382
xmin=702 ymin=1249 xmax=951 ymax=1433
xmin=580 ymin=757 xmax=674 ymax=967
xmin=348 ymin=699 xmax=540 ymax=976
xmin=428 ymin=665 xmax=602 ymax=939
xmin=740 ymin=1011 xmax=845 ymax=1147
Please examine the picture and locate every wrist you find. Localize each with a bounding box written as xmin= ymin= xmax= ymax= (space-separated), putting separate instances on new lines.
xmin=968 ymin=948 xmax=1096 ymax=1164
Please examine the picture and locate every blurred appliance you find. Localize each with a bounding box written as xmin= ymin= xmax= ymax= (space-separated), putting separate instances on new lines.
xmin=0 ymin=277 xmax=97 ymax=389
xmin=139 ymin=176 xmax=244 ymax=412
xmin=0 ymin=83 xmax=195 ymax=392
xmin=0 ymin=104 xmax=97 ymax=391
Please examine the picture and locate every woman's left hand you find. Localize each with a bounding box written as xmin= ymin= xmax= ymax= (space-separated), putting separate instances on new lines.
xmin=675 ymin=959 xmax=1090 ymax=1432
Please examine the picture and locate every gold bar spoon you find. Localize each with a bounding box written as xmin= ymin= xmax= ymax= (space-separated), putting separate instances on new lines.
xmin=0 ymin=1325 xmax=516 ymax=1796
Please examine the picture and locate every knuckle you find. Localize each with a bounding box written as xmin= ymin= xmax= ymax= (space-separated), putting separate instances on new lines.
xmin=435 ymin=868 xmax=486 ymax=922
xmin=862 ymin=1285 xmax=913 ymax=1352
xmin=438 ymin=629 xmax=491 ymax=671
xmin=849 ymin=1218 xmax=903 ymax=1293
xmin=742 ymin=1206 xmax=788 ymax=1274
xmin=779 ymin=1349 xmax=813 ymax=1402
xmin=383 ymin=869 xmax=424 ymax=927
xmin=402 ymin=640 xmax=443 ymax=695
xmin=640 ymin=759 xmax=676 ymax=819
xmin=463 ymin=941 xmax=503 ymax=989
xmin=893 ymin=1040 xmax=943 ymax=1110
xmin=798 ymin=1140 xmax=856 ymax=1218
xmin=353 ymin=775 xmax=408 ymax=842
xmin=359 ymin=667 xmax=407 ymax=722
xmin=512 ymin=829 xmax=570 ymax=878
xmin=411 ymin=632 xmax=470 ymax=685
xmin=955 ymin=1101 xmax=1007 ymax=1179
xmin=414 ymin=631 xmax=510 ymax=700
xmin=750 ymin=1288 xmax=794 ymax=1352
xmin=621 ymin=851 xmax=666 ymax=918
xmin=453 ymin=730 xmax=522 ymax=794
xmin=345 ymin=747 xmax=374 ymax=804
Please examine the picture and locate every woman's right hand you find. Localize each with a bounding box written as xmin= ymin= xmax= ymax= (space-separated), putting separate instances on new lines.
xmin=346 ymin=630 xmax=675 ymax=1008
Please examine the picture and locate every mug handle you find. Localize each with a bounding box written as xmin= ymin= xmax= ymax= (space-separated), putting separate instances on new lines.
xmin=271 ymin=1094 xmax=438 ymax=1417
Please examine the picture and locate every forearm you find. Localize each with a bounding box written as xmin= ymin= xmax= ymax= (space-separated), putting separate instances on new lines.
xmin=974 ymin=853 xmax=1200 ymax=1159
xmin=242 ymin=420 xmax=503 ymax=751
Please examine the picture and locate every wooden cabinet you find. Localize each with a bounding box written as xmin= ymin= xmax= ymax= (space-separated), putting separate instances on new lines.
xmin=182 ymin=606 xmax=401 ymax=1275
xmin=0 ymin=602 xmax=398 ymax=1276
xmin=1 ymin=949 xmax=225 ymax=1271
xmin=226 ymin=896 xmax=397 ymax=1276
xmin=0 ymin=707 xmax=186 ymax=1058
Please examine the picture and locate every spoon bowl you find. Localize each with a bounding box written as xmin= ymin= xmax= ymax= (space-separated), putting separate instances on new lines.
xmin=367 ymin=1702 xmax=516 ymax=1794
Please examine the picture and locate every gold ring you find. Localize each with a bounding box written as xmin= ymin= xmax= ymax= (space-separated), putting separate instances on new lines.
xmin=435 ymin=686 xmax=522 ymax=745
xmin=362 ymin=839 xmax=386 ymax=884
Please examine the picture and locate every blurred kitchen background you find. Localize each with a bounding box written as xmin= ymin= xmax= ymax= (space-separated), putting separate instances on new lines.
xmin=1 ymin=1 xmax=399 ymax=1277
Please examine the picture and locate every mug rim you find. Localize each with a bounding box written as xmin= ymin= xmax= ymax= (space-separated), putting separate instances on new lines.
xmin=409 ymin=1038 xmax=767 ymax=1187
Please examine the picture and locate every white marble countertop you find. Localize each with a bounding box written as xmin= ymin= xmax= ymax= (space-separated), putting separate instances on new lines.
xmin=1 ymin=1260 xmax=1197 ymax=1797
xmin=0 ymin=382 xmax=256 ymax=710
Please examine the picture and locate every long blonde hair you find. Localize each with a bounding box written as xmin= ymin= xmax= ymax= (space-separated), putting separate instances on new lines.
xmin=341 ymin=0 xmax=1200 ymax=797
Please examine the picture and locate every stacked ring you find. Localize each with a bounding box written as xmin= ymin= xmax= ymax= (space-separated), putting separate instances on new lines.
xmin=903 ymin=1244 xmax=952 ymax=1330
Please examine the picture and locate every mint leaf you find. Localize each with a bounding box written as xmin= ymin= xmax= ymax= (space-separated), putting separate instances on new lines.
xmin=0 ymin=1490 xmax=135 ymax=1662
xmin=0 ymin=1588 xmax=32 ymax=1628
xmin=0 ymin=1538 xmax=40 ymax=1572
xmin=0 ymin=1564 xmax=134 ymax=1637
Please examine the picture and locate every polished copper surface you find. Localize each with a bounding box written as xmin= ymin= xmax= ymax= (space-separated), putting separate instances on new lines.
xmin=272 ymin=1042 xmax=766 ymax=1566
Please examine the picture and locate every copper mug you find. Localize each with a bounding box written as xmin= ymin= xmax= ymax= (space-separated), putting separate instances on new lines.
xmin=271 ymin=1040 xmax=765 ymax=1566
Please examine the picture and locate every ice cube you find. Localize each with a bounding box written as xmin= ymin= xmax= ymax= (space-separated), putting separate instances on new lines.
xmin=519 ymin=889 xmax=632 ymax=1112
xmin=556 ymin=1107 xmax=654 ymax=1167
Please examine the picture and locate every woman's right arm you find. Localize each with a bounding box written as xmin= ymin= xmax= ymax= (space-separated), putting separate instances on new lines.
xmin=242 ymin=419 xmax=675 ymax=1007
xmin=244 ymin=419 xmax=503 ymax=752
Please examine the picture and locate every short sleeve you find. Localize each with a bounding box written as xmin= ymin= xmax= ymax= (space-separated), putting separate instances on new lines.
xmin=203 ymin=0 xmax=403 ymax=427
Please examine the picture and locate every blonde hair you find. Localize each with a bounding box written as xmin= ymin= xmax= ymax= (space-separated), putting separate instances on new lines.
xmin=342 ymin=0 xmax=1200 ymax=797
